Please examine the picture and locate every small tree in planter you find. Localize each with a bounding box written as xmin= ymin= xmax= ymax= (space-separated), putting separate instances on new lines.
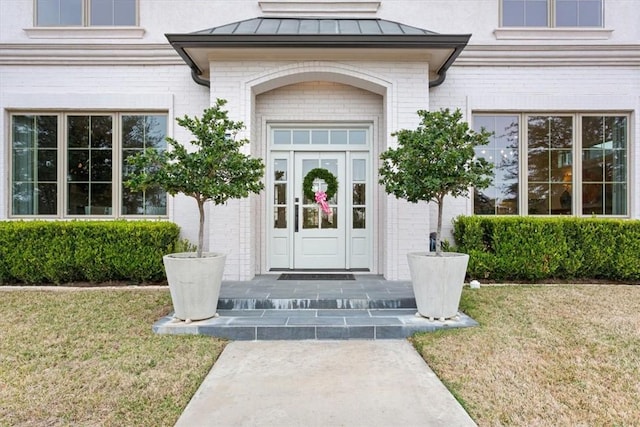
xmin=379 ymin=108 xmax=493 ymax=319
xmin=125 ymin=99 xmax=264 ymax=321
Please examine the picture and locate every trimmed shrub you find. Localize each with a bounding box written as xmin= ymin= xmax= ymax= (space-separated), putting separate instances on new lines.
xmin=0 ymin=221 xmax=180 ymax=284
xmin=454 ymin=216 xmax=640 ymax=282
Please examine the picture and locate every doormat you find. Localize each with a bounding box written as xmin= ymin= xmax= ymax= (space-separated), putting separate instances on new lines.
xmin=278 ymin=273 xmax=355 ymax=281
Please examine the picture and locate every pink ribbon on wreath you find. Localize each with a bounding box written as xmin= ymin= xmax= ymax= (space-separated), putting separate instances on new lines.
xmin=314 ymin=191 xmax=332 ymax=215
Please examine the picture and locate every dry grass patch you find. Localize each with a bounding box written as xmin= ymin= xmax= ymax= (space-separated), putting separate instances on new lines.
xmin=0 ymin=289 xmax=226 ymax=426
xmin=413 ymin=285 xmax=640 ymax=426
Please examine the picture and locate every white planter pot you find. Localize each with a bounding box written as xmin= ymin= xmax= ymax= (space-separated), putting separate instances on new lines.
xmin=407 ymin=252 xmax=469 ymax=320
xmin=163 ymin=252 xmax=226 ymax=321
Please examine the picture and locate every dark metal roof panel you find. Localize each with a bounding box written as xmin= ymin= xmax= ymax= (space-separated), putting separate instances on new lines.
xmin=190 ymin=18 xmax=440 ymax=36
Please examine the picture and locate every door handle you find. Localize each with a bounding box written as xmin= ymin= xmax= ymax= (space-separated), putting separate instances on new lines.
xmin=294 ymin=197 xmax=299 ymax=233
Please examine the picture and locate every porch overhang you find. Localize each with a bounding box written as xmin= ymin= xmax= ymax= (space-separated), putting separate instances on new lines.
xmin=165 ymin=18 xmax=471 ymax=88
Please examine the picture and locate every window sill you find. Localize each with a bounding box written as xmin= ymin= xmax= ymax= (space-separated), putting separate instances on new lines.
xmin=24 ymin=26 xmax=146 ymax=39
xmin=259 ymin=1 xmax=380 ymax=14
xmin=493 ymin=27 xmax=613 ymax=40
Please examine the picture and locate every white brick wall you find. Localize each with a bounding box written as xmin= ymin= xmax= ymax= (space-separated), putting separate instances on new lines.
xmin=0 ymin=64 xmax=209 ymax=247
xmin=430 ymin=65 xmax=640 ymax=244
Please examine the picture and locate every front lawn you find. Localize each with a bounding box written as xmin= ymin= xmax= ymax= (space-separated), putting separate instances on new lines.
xmin=413 ymin=285 xmax=640 ymax=426
xmin=0 ymin=288 xmax=225 ymax=426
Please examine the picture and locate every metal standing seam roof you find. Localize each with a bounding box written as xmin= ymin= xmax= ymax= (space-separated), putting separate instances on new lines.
xmin=165 ymin=17 xmax=471 ymax=88
xmin=191 ymin=17 xmax=439 ymax=36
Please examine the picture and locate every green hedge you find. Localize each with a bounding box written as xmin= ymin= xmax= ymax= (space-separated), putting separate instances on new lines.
xmin=0 ymin=221 xmax=180 ymax=284
xmin=454 ymin=216 xmax=640 ymax=282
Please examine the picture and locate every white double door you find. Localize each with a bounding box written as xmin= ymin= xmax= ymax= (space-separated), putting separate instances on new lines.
xmin=293 ymin=152 xmax=346 ymax=269
xmin=269 ymin=149 xmax=371 ymax=271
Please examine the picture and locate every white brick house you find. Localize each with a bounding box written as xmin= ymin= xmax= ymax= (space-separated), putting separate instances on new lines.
xmin=1 ymin=0 xmax=638 ymax=280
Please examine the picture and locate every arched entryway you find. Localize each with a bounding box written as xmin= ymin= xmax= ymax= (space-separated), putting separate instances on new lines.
xmin=248 ymin=67 xmax=389 ymax=274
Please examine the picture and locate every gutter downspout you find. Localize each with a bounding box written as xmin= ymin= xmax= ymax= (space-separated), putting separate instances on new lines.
xmin=429 ymin=45 xmax=467 ymax=88
xmin=191 ymin=69 xmax=210 ymax=88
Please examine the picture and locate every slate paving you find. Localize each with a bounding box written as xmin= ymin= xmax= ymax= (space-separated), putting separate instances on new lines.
xmin=153 ymin=274 xmax=478 ymax=340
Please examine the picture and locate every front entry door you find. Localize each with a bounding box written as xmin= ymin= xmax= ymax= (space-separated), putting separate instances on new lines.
xmin=294 ymin=152 xmax=346 ymax=269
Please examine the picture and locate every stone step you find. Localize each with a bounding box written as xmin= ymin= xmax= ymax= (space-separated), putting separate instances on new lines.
xmin=153 ymin=308 xmax=478 ymax=340
xmin=217 ymin=297 xmax=418 ymax=310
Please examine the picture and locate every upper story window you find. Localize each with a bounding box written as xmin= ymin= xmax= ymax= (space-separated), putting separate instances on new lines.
xmin=502 ymin=0 xmax=603 ymax=27
xmin=36 ymin=0 xmax=137 ymax=27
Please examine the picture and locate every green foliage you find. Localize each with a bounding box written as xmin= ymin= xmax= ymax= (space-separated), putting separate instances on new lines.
xmin=302 ymin=168 xmax=338 ymax=201
xmin=379 ymin=108 xmax=493 ymax=252
xmin=125 ymin=99 xmax=265 ymax=256
xmin=454 ymin=216 xmax=640 ymax=282
xmin=0 ymin=221 xmax=179 ymax=284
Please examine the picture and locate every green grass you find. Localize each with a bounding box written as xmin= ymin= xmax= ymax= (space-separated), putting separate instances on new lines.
xmin=412 ymin=285 xmax=640 ymax=426
xmin=0 ymin=289 xmax=226 ymax=426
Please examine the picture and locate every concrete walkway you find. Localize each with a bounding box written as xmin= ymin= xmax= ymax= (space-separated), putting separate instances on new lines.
xmin=176 ymin=340 xmax=477 ymax=427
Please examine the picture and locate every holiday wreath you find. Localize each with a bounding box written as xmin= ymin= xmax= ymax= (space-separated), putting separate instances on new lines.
xmin=303 ymin=168 xmax=338 ymax=201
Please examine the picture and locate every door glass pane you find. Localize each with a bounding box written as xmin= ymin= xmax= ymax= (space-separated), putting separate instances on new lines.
xmin=352 ymin=159 xmax=366 ymax=181
xmin=274 ymin=207 xmax=287 ymax=228
xmin=321 ymin=209 xmax=337 ymax=229
xmin=353 ymin=183 xmax=366 ymax=205
xmin=320 ymin=159 xmax=338 ymax=204
xmin=303 ymin=207 xmax=319 ymax=228
xmin=274 ymin=159 xmax=287 ymax=181
xmin=274 ymin=183 xmax=287 ymax=204
xmin=353 ymin=207 xmax=366 ymax=229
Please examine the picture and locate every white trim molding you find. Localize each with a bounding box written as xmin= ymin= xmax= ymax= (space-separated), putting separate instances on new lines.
xmin=457 ymin=44 xmax=640 ymax=67
xmin=494 ymin=27 xmax=613 ymax=41
xmin=0 ymin=43 xmax=180 ymax=66
xmin=24 ymin=27 xmax=146 ymax=39
xmin=259 ymin=1 xmax=380 ymax=15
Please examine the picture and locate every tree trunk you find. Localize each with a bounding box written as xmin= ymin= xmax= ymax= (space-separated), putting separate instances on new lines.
xmin=197 ymin=199 xmax=205 ymax=258
xmin=436 ymin=194 xmax=444 ymax=255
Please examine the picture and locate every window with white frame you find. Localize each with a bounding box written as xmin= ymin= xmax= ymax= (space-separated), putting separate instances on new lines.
xmin=36 ymin=0 xmax=137 ymax=26
xmin=473 ymin=113 xmax=627 ymax=216
xmin=502 ymin=0 xmax=603 ymax=27
xmin=10 ymin=112 xmax=167 ymax=217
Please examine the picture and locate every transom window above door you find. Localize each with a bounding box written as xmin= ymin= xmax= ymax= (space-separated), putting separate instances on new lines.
xmin=502 ymin=0 xmax=603 ymax=27
xmin=272 ymin=128 xmax=368 ymax=147
xmin=35 ymin=0 xmax=137 ymax=26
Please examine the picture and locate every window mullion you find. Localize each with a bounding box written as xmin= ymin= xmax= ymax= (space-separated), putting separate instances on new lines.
xmin=113 ymin=113 xmax=121 ymax=218
xmin=520 ymin=113 xmax=527 ymax=216
xmin=574 ymin=114 xmax=582 ymax=216
xmin=84 ymin=0 xmax=89 ymax=27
